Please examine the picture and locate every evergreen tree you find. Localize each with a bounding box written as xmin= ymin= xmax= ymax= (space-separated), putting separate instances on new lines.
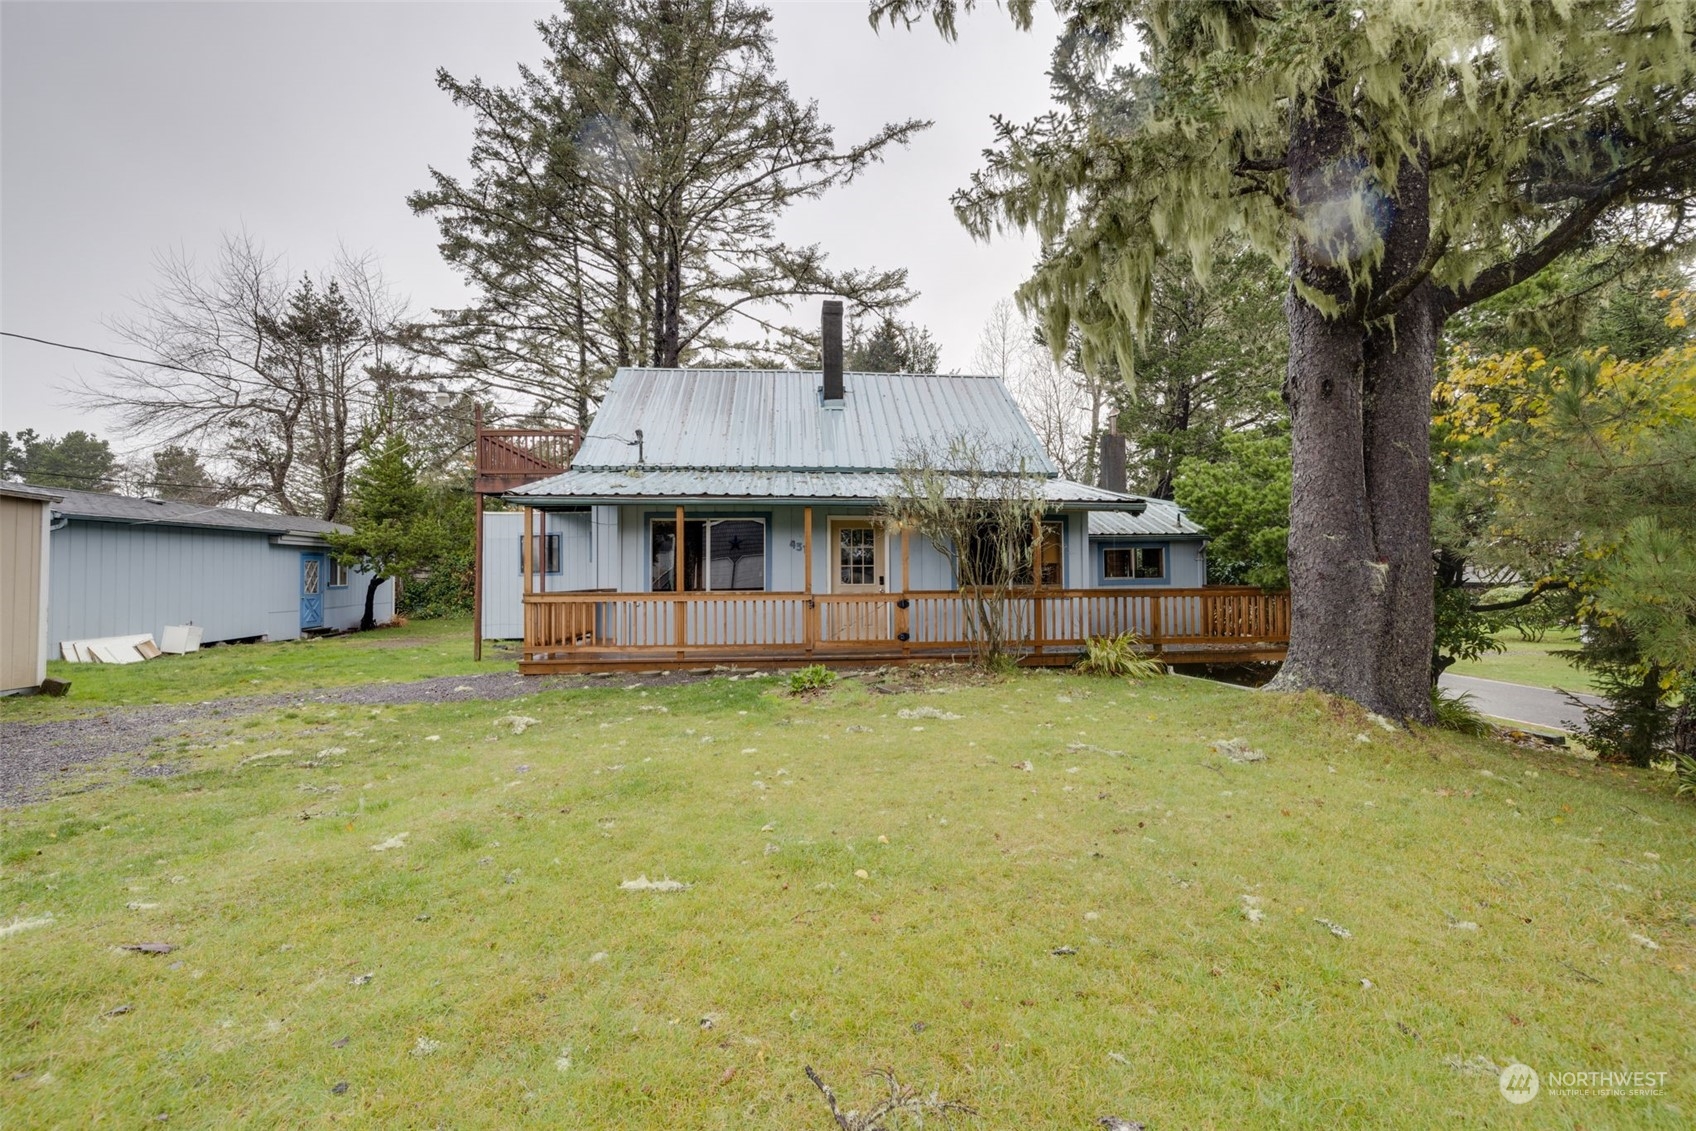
xmin=0 ymin=428 xmax=118 ymax=491
xmin=1173 ymin=434 xmax=1290 ymax=591
xmin=328 ymin=433 xmax=436 ymax=631
xmin=845 ymin=317 xmax=942 ymax=373
xmin=879 ymin=0 xmax=1696 ymax=722
xmin=413 ymin=0 xmax=927 ymax=423
xmin=143 ymin=445 xmax=224 ymax=505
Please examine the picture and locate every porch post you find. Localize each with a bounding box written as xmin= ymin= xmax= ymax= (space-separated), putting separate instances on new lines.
xmin=674 ymin=504 xmax=687 ymax=660
xmin=803 ymin=506 xmax=815 ymax=656
xmin=1031 ymin=514 xmax=1045 ymax=657
xmin=520 ymin=506 xmax=533 ymax=657
xmin=898 ymin=522 xmax=911 ymax=658
xmin=473 ymin=497 xmax=484 ymax=662
xmin=472 ymin=403 xmax=484 ymax=662
xmin=522 ymin=507 xmax=534 ymax=597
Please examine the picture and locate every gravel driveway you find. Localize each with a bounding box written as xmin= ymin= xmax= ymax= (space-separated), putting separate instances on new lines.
xmin=0 ymin=669 xmax=708 ymax=808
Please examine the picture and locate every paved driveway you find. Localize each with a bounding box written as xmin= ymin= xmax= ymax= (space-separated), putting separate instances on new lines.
xmin=1438 ymin=672 xmax=1603 ymax=732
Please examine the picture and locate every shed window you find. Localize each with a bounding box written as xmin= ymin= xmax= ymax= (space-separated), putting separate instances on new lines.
xmin=518 ymin=533 xmax=563 ymax=575
xmin=328 ymin=560 xmax=349 ymax=588
xmin=652 ymin=518 xmax=766 ymax=592
xmin=1103 ymin=546 xmax=1165 ymax=580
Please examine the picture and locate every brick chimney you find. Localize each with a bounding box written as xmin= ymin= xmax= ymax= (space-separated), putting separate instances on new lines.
xmin=821 ymin=300 xmax=844 ymax=405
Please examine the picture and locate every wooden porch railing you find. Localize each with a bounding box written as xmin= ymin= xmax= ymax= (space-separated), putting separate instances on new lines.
xmin=519 ymin=586 xmax=1290 ymax=670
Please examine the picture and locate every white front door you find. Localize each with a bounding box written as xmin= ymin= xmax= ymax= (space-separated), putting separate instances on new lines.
xmin=832 ymin=521 xmax=883 ymax=594
xmin=828 ymin=520 xmax=888 ymax=641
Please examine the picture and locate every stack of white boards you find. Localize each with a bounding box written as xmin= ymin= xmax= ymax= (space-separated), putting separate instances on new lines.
xmin=59 ymin=635 xmax=163 ymax=664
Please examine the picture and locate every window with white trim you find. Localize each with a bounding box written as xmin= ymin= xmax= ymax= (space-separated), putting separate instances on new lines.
xmin=328 ymin=560 xmax=350 ymax=588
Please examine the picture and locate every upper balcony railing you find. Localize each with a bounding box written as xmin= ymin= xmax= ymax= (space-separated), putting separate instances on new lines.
xmin=474 ymin=427 xmax=582 ymax=494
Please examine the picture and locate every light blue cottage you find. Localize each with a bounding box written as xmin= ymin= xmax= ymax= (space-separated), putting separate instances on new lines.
xmin=43 ymin=488 xmax=392 ymax=653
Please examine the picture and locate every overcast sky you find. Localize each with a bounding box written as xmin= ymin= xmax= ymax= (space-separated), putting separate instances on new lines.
xmin=1 ymin=0 xmax=1063 ymax=450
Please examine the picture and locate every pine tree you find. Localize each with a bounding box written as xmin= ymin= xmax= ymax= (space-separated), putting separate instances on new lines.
xmin=413 ymin=0 xmax=927 ymax=423
xmin=329 ymin=433 xmax=435 ymax=631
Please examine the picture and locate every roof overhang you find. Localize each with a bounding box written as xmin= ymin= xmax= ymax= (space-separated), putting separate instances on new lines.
xmin=507 ymin=468 xmax=1147 ymax=514
xmin=1 ymin=482 xmax=64 ymax=503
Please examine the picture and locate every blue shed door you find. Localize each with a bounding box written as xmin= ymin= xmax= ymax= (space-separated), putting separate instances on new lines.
xmin=300 ymin=553 xmax=326 ymax=630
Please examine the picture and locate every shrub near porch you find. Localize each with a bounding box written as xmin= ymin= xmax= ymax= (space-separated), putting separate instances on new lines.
xmin=2 ymin=674 xmax=1690 ymax=1127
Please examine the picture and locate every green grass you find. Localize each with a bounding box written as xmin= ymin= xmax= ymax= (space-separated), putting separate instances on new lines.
xmin=2 ymin=662 xmax=1690 ymax=1127
xmin=1 ymin=618 xmax=509 ymax=722
xmin=1448 ymin=630 xmax=1600 ymax=693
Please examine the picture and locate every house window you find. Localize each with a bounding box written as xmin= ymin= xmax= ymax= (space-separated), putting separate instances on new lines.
xmin=518 ymin=533 xmax=563 ymax=575
xmin=328 ymin=560 xmax=349 ymax=588
xmin=962 ymin=519 xmax=1064 ymax=586
xmin=1103 ymin=545 xmax=1165 ymax=581
xmin=651 ymin=518 xmax=766 ymax=592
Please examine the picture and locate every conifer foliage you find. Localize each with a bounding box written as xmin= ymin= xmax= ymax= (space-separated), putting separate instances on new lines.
xmin=878 ymin=0 xmax=1696 ymax=721
xmin=329 ymin=432 xmax=438 ymax=631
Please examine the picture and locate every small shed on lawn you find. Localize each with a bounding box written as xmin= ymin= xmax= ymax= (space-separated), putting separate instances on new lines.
xmin=42 ymin=487 xmax=393 ymax=654
xmin=1 ymin=483 xmax=62 ymax=693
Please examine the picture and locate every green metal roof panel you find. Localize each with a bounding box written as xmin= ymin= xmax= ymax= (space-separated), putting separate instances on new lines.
xmin=563 ymin=368 xmax=1058 ymax=476
xmin=1088 ymin=500 xmax=1204 ymax=538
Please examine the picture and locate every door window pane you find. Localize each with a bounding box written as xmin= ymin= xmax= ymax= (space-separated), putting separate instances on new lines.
xmin=839 ymin=526 xmax=876 ymax=585
xmin=303 ymin=559 xmax=321 ymax=595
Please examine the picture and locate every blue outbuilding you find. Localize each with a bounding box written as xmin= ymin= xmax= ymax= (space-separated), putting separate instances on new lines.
xmin=40 ymin=487 xmax=392 ymax=654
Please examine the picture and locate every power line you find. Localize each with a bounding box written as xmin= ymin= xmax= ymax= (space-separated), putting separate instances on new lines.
xmin=1 ymin=330 xmax=233 ymax=382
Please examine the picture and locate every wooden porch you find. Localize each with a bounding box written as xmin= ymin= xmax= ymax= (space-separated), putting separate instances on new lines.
xmin=518 ymin=586 xmax=1290 ymax=673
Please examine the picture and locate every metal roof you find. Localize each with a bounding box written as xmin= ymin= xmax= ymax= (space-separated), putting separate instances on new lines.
xmin=1088 ymin=499 xmax=1205 ymax=538
xmin=44 ymin=486 xmax=349 ymax=538
xmin=511 ymin=467 xmax=1145 ymax=511
xmin=563 ymin=368 xmax=1058 ymax=476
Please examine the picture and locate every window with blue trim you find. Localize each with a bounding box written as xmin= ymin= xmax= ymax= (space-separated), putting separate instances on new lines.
xmin=518 ymin=533 xmax=563 ymax=575
xmin=1103 ymin=545 xmax=1164 ymax=581
xmin=651 ymin=518 xmax=766 ymax=591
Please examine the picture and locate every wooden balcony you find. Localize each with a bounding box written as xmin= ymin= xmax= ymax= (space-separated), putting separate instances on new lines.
xmin=518 ymin=586 xmax=1289 ymax=673
xmin=474 ymin=427 xmax=582 ymax=494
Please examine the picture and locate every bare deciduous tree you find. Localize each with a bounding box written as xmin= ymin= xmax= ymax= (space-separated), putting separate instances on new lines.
xmin=973 ymin=298 xmax=1102 ymax=481
xmin=87 ymin=233 xmax=415 ymax=521
xmin=880 ymin=435 xmax=1047 ymax=663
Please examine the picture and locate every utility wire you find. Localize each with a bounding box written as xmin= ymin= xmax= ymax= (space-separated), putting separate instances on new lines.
xmin=1 ymin=330 xmax=236 ymax=382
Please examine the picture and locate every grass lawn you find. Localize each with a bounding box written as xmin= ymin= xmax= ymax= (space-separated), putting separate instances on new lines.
xmin=2 ymin=654 xmax=1691 ymax=1127
xmin=1447 ymin=630 xmax=1600 ymax=693
xmin=1 ymin=618 xmax=507 ymax=723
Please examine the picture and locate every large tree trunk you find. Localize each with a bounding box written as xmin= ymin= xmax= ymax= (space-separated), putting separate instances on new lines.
xmin=1266 ymin=89 xmax=1438 ymax=724
xmin=361 ymin=575 xmax=386 ymax=632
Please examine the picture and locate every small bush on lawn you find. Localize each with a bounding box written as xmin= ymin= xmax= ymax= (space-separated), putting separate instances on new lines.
xmin=787 ymin=664 xmax=837 ymax=695
xmin=1432 ymin=687 xmax=1491 ymax=736
xmin=1076 ymin=633 xmax=1165 ymax=679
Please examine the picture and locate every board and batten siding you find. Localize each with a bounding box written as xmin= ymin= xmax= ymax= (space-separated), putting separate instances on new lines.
xmin=47 ymin=520 xmax=390 ymax=652
xmin=481 ymin=510 xmax=601 ymax=639
xmin=1 ymin=494 xmax=53 ymax=691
